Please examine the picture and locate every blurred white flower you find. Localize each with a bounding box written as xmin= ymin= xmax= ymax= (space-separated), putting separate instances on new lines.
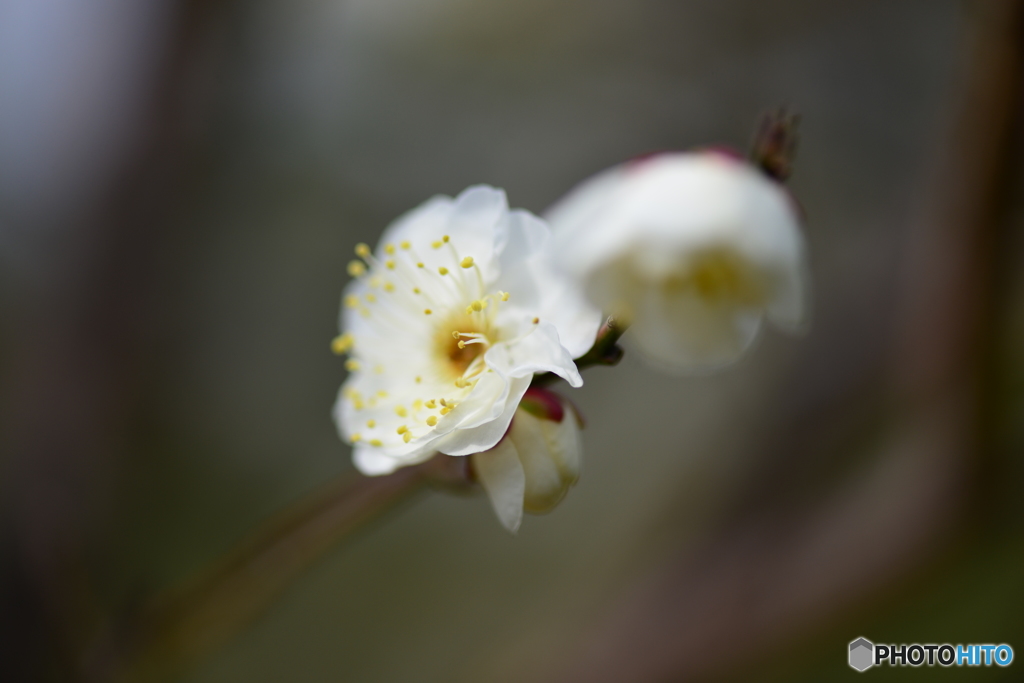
xmin=471 ymin=387 xmax=582 ymax=533
xmin=333 ymin=186 xmax=602 ymax=477
xmin=547 ymin=151 xmax=810 ymax=372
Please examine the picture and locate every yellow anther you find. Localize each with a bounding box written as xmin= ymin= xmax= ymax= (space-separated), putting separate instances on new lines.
xmin=471 ymin=300 xmax=483 ymax=311
xmin=376 ymin=390 xmax=388 ymax=398
xmin=426 ymin=415 xmax=438 ymax=426
xmin=347 ymin=260 xmax=366 ymax=277
xmin=360 ymin=308 xmax=371 ymax=318
xmin=345 ymin=359 xmax=360 ymax=371
xmin=368 ymin=276 xmax=382 ymax=288
xmin=424 ymin=309 xmax=432 ymax=315
xmin=345 ymin=295 xmax=360 ymax=308
xmin=424 ymin=399 xmax=436 ymax=409
xmin=413 ymin=287 xmax=421 ymax=295
xmin=500 ymin=291 xmax=510 ymax=301
xmin=384 ymin=244 xmax=396 ymax=255
xmin=533 ymin=317 xmax=540 ymax=324
xmin=439 ymin=398 xmax=447 ymax=406
xmin=457 ymin=340 xmax=466 ymax=349
xmin=438 ymin=267 xmax=448 ymax=275
xmin=460 ymin=256 xmax=474 ymax=268
xmin=440 ymin=406 xmax=451 ymax=415
xmin=417 ymin=262 xmax=425 ymax=268
xmin=443 ymin=235 xmax=450 ymax=243
xmin=351 ymin=433 xmax=362 ymax=442
xmin=465 ymin=305 xmax=474 ymax=314
xmin=396 ymin=425 xmax=408 ymax=435
xmin=400 ymin=240 xmax=411 ymax=250
xmin=366 ymin=420 xmax=376 ymax=428
xmin=431 ymin=241 xmax=442 ymax=249
xmin=415 ymin=376 xmax=422 ymax=383
xmin=402 ymin=432 xmax=412 ymax=443
xmin=383 ymin=282 xmax=395 ymax=292
xmin=370 ymin=439 xmax=383 ymax=447
xmin=413 ymin=399 xmax=423 ymax=410
xmin=365 ymin=293 xmax=376 ymax=303
xmin=385 ymin=259 xmax=396 ymax=270
xmin=395 ymin=406 xmax=408 ymax=417
xmin=373 ymin=364 xmax=385 ymax=374
xmin=331 ymin=333 xmax=353 ymax=355
xmin=452 ymin=330 xmax=461 ymax=339
xmin=355 ymin=243 xmax=371 ymax=258
xmin=352 ymin=398 xmax=365 ymax=410
xmin=454 ymin=377 xmax=467 ymax=388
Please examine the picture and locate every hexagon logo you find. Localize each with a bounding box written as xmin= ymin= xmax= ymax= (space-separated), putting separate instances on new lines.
xmin=849 ymin=637 xmax=874 ymax=672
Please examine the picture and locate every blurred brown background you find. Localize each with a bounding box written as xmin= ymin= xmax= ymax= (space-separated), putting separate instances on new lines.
xmin=2 ymin=0 xmax=1023 ymax=681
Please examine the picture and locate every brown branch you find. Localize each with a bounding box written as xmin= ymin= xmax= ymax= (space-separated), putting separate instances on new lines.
xmin=85 ymin=455 xmax=471 ymax=682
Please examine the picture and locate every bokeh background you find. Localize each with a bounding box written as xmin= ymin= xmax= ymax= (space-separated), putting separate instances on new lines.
xmin=3 ymin=0 xmax=1024 ymax=681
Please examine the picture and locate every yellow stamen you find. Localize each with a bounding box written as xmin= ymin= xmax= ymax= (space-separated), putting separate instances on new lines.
xmin=385 ymin=259 xmax=396 ymax=270
xmin=400 ymin=240 xmax=411 ymax=250
xmin=344 ymin=359 xmax=360 ymax=371
xmin=347 ymin=260 xmax=366 ymax=277
xmin=424 ymin=308 xmax=432 ymax=315
xmin=443 ymin=235 xmax=450 ymax=243
xmin=413 ymin=287 xmax=421 ymax=294
xmin=440 ymin=406 xmax=451 ymax=415
xmin=395 ymin=406 xmax=408 ymax=417
xmin=345 ymin=295 xmax=360 ymax=308
xmin=376 ymin=390 xmax=388 ymax=398
xmin=365 ymin=293 xmax=376 ymax=303
xmin=396 ymin=425 xmax=408 ymax=435
xmin=426 ymin=415 xmax=438 ymax=426
xmin=424 ymin=399 xmax=436 ymax=409
xmin=331 ymin=333 xmax=354 ymax=354
xmin=431 ymin=241 xmax=442 ymax=249
xmin=438 ymin=267 xmax=448 ymax=275
xmin=366 ymin=420 xmax=376 ymax=428
xmin=370 ymin=439 xmax=383 ymax=447
xmin=383 ymin=282 xmax=395 ymax=292
xmin=351 ymin=433 xmax=362 ymax=442
xmin=354 ymin=243 xmax=371 ymax=258
xmin=500 ymin=291 xmax=510 ymax=301
xmin=384 ymin=244 xmax=396 ymax=255
xmin=415 ymin=376 xmax=422 ymax=383
xmin=417 ymin=262 xmax=425 ymax=268
xmin=533 ymin=317 xmax=539 ymax=324
xmin=460 ymin=256 xmax=474 ymax=268
xmin=402 ymin=432 xmax=412 ymax=443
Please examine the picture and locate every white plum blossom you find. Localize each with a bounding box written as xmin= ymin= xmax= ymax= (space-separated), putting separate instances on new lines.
xmin=332 ymin=186 xmax=602 ymax=491
xmin=546 ymin=151 xmax=810 ymax=372
xmin=471 ymin=387 xmax=582 ymax=533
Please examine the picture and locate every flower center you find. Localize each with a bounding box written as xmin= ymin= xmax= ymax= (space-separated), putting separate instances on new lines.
xmin=663 ymin=249 xmax=764 ymax=306
xmin=435 ymin=311 xmax=493 ymax=379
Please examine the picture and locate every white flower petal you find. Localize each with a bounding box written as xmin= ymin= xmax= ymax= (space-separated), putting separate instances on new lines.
xmin=471 ymin=438 xmax=525 ymax=533
xmin=509 ymin=410 xmax=573 ymax=513
xmin=487 ymin=322 xmax=583 ymax=387
xmin=435 ymin=375 xmax=531 ymax=456
xmin=352 ymin=444 xmax=403 ymax=476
